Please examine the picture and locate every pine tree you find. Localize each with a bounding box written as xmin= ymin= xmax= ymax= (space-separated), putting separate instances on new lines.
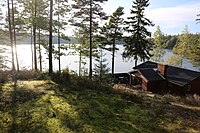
xmin=0 ymin=29 xmax=9 ymax=70
xmin=173 ymin=25 xmax=191 ymax=66
xmin=123 ymin=0 xmax=154 ymax=66
xmin=71 ymin=0 xmax=108 ymax=78
xmin=54 ymin=0 xmax=70 ymax=74
xmin=16 ymin=0 xmax=49 ymax=71
xmin=98 ymin=6 xmax=124 ymax=76
xmin=93 ymin=48 xmax=110 ymax=85
xmin=187 ymin=34 xmax=200 ymax=66
xmin=166 ymin=54 xmax=182 ymax=67
xmin=151 ymin=25 xmax=165 ymax=62
xmin=73 ymin=26 xmax=90 ymax=76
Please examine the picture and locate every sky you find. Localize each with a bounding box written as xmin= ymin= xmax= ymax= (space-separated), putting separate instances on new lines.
xmin=102 ymin=0 xmax=200 ymax=35
xmin=1 ymin=0 xmax=200 ymax=36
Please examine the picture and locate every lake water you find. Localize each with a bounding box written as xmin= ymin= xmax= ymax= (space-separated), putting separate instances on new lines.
xmin=1 ymin=44 xmax=200 ymax=73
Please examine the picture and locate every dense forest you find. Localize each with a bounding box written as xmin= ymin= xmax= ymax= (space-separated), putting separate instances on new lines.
xmin=0 ymin=0 xmax=200 ymax=78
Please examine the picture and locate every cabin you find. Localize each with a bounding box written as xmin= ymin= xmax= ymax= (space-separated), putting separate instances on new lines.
xmin=129 ymin=68 xmax=167 ymax=93
xmin=129 ymin=61 xmax=200 ymax=95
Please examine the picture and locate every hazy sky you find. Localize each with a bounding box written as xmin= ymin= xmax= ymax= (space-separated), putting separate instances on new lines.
xmin=102 ymin=0 xmax=200 ymax=35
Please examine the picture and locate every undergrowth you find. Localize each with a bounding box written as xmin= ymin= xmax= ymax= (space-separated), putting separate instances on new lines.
xmin=0 ymin=80 xmax=199 ymax=133
xmin=0 ymin=69 xmax=199 ymax=132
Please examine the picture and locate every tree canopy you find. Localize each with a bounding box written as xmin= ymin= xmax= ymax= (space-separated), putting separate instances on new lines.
xmin=123 ymin=0 xmax=154 ymax=66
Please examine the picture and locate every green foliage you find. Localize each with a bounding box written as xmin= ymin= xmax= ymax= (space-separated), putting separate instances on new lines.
xmin=153 ymin=25 xmax=165 ymax=48
xmin=97 ymin=6 xmax=124 ymax=48
xmin=97 ymin=6 xmax=124 ymax=75
xmin=123 ymin=0 xmax=154 ymax=66
xmin=71 ymin=0 xmax=108 ymax=77
xmin=0 ymin=71 xmax=11 ymax=83
xmin=71 ymin=0 xmax=108 ymax=49
xmin=173 ymin=25 xmax=190 ymax=57
xmin=151 ymin=25 xmax=166 ymax=62
xmin=0 ymin=47 xmax=9 ymax=70
xmin=187 ymin=35 xmax=200 ymax=66
xmin=164 ymin=35 xmax=178 ymax=49
xmin=0 ymin=29 xmax=9 ymax=45
xmin=51 ymin=67 xmax=71 ymax=83
xmin=16 ymin=70 xmax=44 ymax=80
xmin=172 ymin=26 xmax=200 ymax=67
xmin=93 ymin=48 xmax=112 ymax=85
xmin=151 ymin=48 xmax=166 ymax=63
xmin=165 ymin=54 xmax=182 ymax=67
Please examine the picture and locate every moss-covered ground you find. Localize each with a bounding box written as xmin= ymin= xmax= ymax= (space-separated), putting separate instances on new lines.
xmin=0 ymin=80 xmax=199 ymax=133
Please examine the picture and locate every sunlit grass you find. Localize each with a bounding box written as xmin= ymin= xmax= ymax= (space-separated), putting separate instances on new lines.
xmin=0 ymin=80 xmax=199 ymax=132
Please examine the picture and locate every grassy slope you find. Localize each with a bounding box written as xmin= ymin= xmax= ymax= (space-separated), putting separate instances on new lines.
xmin=0 ymin=80 xmax=199 ymax=133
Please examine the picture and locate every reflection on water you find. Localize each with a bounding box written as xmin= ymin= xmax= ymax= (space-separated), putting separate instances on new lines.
xmin=1 ymin=44 xmax=200 ymax=73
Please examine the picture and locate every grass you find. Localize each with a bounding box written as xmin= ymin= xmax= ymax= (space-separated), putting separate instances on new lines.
xmin=0 ymin=80 xmax=199 ymax=133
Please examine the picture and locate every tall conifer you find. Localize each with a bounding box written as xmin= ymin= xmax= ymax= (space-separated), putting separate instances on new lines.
xmin=71 ymin=0 xmax=108 ymax=78
xmin=123 ymin=0 xmax=154 ymax=66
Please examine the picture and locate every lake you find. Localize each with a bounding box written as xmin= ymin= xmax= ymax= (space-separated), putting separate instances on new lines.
xmin=1 ymin=44 xmax=200 ymax=73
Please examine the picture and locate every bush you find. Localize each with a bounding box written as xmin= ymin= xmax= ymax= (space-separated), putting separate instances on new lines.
xmin=161 ymin=94 xmax=179 ymax=103
xmin=0 ymin=70 xmax=10 ymax=83
xmin=51 ymin=68 xmax=71 ymax=84
xmin=16 ymin=70 xmax=43 ymax=80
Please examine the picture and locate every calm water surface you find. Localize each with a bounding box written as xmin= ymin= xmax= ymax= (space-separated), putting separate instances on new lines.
xmin=1 ymin=44 xmax=200 ymax=73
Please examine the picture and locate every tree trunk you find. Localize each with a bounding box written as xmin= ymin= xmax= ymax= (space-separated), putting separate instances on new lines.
xmin=89 ymin=0 xmax=92 ymax=79
xmin=33 ymin=0 xmax=37 ymax=71
xmin=112 ymin=30 xmax=117 ymax=77
xmin=100 ymin=48 xmax=103 ymax=85
xmin=30 ymin=28 xmax=34 ymax=70
xmin=7 ymin=0 xmax=15 ymax=71
xmin=11 ymin=0 xmax=19 ymax=71
xmin=58 ymin=32 xmax=61 ymax=74
xmin=49 ymin=0 xmax=53 ymax=74
xmin=57 ymin=0 xmax=61 ymax=74
xmin=38 ymin=29 xmax=42 ymax=71
xmin=135 ymin=57 xmax=138 ymax=67
xmin=79 ymin=48 xmax=82 ymax=76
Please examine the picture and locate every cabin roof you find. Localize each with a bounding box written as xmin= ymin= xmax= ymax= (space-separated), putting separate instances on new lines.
xmin=138 ymin=69 xmax=164 ymax=81
xmin=114 ymin=73 xmax=130 ymax=78
xmin=166 ymin=66 xmax=200 ymax=86
xmin=133 ymin=61 xmax=200 ymax=86
xmin=133 ymin=61 xmax=157 ymax=69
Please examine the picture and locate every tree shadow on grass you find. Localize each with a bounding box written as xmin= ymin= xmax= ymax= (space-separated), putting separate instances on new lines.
xmin=2 ymin=80 xmax=50 ymax=132
xmin=0 ymin=80 xmax=178 ymax=132
xmin=53 ymin=88 xmax=168 ymax=133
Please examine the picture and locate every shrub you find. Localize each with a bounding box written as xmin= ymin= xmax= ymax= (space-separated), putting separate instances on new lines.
xmin=51 ymin=68 xmax=71 ymax=84
xmin=0 ymin=70 xmax=10 ymax=83
xmin=183 ymin=94 xmax=200 ymax=106
xmin=16 ymin=70 xmax=43 ymax=80
xmin=161 ymin=94 xmax=179 ymax=103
